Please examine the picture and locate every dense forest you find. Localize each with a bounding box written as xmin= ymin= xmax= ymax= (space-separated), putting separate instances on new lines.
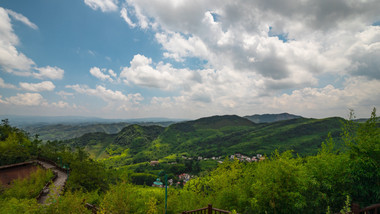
xmin=0 ymin=109 xmax=379 ymax=213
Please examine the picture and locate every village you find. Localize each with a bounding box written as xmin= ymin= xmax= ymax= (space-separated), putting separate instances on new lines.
xmin=151 ymin=153 xmax=266 ymax=188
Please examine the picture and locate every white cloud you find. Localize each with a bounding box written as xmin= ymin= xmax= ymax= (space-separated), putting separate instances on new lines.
xmin=0 ymin=92 xmax=77 ymax=112
xmin=0 ymin=8 xmax=64 ymax=81
xmin=65 ymin=84 xmax=143 ymax=114
xmin=122 ymin=0 xmax=380 ymax=90
xmin=0 ymin=78 xmax=17 ymax=89
xmin=66 ymin=84 xmax=143 ymax=103
xmin=268 ymin=77 xmax=380 ymax=118
xmin=3 ymin=93 xmax=47 ymax=106
xmin=33 ymin=66 xmax=64 ymax=80
xmin=108 ymin=69 xmax=117 ymax=78
xmin=19 ymin=81 xmax=55 ymax=92
xmin=120 ymin=54 xmax=200 ymax=90
xmin=84 ymin=0 xmax=118 ymax=12
xmin=0 ymin=8 xmax=35 ymax=74
xmin=89 ymin=67 xmax=115 ymax=82
xmin=346 ymin=26 xmax=380 ymax=79
xmin=56 ymin=91 xmax=74 ymax=99
xmin=155 ymin=32 xmax=209 ymax=62
xmin=88 ymin=50 xmax=96 ymax=56
xmin=5 ymin=9 xmax=38 ymax=30
xmin=51 ymin=101 xmax=71 ymax=108
xmin=120 ymin=7 xmax=136 ymax=28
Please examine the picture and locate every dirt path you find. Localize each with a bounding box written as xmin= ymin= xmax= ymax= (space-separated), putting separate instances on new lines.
xmin=37 ymin=161 xmax=68 ymax=204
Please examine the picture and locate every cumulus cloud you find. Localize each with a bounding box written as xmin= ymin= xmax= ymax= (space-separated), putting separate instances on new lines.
xmin=0 ymin=8 xmax=65 ymax=80
xmin=120 ymin=54 xmax=199 ymax=90
xmin=0 ymin=7 xmax=35 ymax=74
xmin=56 ymin=91 xmax=74 ymax=99
xmin=0 ymin=92 xmax=77 ymax=112
xmin=66 ymin=84 xmax=143 ymax=104
xmin=33 ymin=66 xmax=64 ymax=80
xmin=268 ymin=77 xmax=380 ymax=117
xmin=121 ymin=0 xmax=380 ymax=90
xmin=0 ymin=78 xmax=17 ymax=89
xmin=84 ymin=0 xmax=118 ymax=12
xmin=346 ymin=26 xmax=380 ymax=79
xmin=51 ymin=101 xmax=71 ymax=108
xmin=19 ymin=81 xmax=55 ymax=92
xmin=65 ymin=84 xmax=143 ymax=113
xmin=3 ymin=93 xmax=47 ymax=106
xmin=89 ymin=67 xmax=115 ymax=82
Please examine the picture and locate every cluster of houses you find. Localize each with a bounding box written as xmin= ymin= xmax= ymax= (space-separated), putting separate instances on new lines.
xmin=151 ymin=153 xmax=266 ymax=187
xmin=151 ymin=152 xmax=265 ymax=167
xmin=152 ymin=173 xmax=192 ymax=188
xmin=230 ymin=153 xmax=265 ymax=162
xmin=182 ymin=155 xmax=223 ymax=161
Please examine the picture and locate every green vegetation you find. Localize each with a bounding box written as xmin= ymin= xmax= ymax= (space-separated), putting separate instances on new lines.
xmin=0 ymin=110 xmax=378 ymax=213
xmin=63 ymin=114 xmax=344 ymax=170
xmin=0 ymin=167 xmax=54 ymax=199
xmin=21 ymin=122 xmax=130 ymax=141
xmin=244 ymin=112 xmax=302 ymax=123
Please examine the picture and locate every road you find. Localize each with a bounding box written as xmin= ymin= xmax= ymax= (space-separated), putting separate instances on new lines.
xmin=37 ymin=160 xmax=68 ymax=204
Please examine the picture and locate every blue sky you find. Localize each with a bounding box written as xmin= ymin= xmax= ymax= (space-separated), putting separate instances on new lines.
xmin=0 ymin=0 xmax=379 ymax=119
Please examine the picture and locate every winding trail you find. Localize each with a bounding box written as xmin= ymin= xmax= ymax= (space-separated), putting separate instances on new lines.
xmin=36 ymin=160 xmax=68 ymax=204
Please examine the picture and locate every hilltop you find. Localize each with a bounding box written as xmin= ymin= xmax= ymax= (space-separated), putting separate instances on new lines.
xmin=244 ymin=112 xmax=302 ymax=123
xmin=61 ymin=114 xmax=345 ymax=165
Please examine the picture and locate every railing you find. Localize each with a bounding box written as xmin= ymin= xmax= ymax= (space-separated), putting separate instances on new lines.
xmin=351 ymin=203 xmax=380 ymax=214
xmin=35 ymin=171 xmax=58 ymax=201
xmin=36 ymin=157 xmax=71 ymax=173
xmin=85 ymin=202 xmax=99 ymax=214
xmin=182 ymin=204 xmax=234 ymax=214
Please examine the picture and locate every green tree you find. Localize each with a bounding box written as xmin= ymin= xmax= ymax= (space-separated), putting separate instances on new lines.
xmin=343 ymin=108 xmax=380 ymax=207
xmin=305 ymin=134 xmax=350 ymax=213
xmin=250 ymin=151 xmax=309 ymax=214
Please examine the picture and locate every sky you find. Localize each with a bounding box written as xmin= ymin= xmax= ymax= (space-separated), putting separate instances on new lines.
xmin=0 ymin=0 xmax=379 ymax=120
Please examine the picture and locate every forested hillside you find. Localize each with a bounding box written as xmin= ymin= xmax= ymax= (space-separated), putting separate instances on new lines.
xmin=63 ymin=114 xmax=345 ymax=164
xmin=0 ymin=110 xmax=379 ymax=213
xmin=20 ymin=121 xmax=177 ymax=141
xmin=244 ymin=112 xmax=302 ymax=123
xmin=22 ymin=123 xmax=130 ymax=141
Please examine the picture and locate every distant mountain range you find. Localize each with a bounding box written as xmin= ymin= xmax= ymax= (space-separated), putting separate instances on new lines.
xmin=1 ymin=113 xmax=303 ymax=127
xmin=61 ymin=114 xmax=346 ymax=162
xmin=0 ymin=113 xmax=350 ymax=148
xmin=0 ymin=115 xmax=185 ymax=127
xmin=244 ymin=113 xmax=303 ymax=123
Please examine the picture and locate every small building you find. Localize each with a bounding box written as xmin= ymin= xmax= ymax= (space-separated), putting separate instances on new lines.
xmin=152 ymin=178 xmax=163 ymax=187
xmin=150 ymin=161 xmax=159 ymax=166
xmin=179 ymin=173 xmax=191 ymax=182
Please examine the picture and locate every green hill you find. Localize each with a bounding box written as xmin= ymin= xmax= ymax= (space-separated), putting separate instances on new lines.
xmin=61 ymin=114 xmax=345 ymax=167
xmin=114 ymin=125 xmax=165 ymax=153
xmin=244 ymin=112 xmax=302 ymax=123
xmin=23 ymin=123 xmax=130 ymax=141
xmin=146 ymin=116 xmax=344 ymax=158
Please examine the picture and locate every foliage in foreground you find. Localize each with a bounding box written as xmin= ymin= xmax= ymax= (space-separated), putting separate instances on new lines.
xmin=0 ymin=109 xmax=378 ymax=213
xmin=0 ymin=167 xmax=54 ymax=200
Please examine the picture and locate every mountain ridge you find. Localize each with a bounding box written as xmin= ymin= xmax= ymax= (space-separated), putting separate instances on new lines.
xmin=244 ymin=112 xmax=303 ymax=123
xmin=61 ymin=114 xmax=346 ymax=165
